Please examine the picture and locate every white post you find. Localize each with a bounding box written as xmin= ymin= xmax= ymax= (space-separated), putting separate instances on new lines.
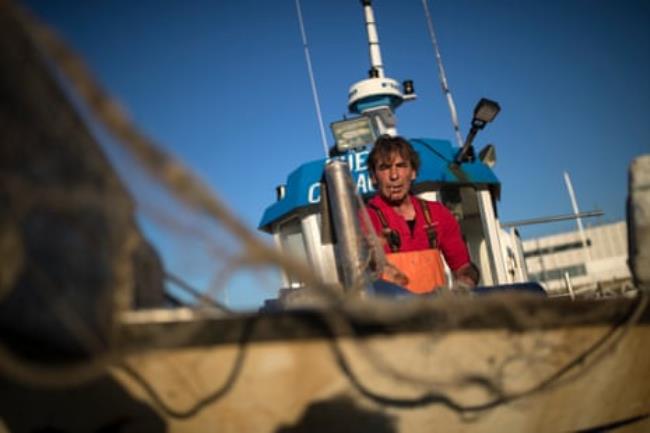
xmin=301 ymin=214 xmax=339 ymax=285
xmin=564 ymin=171 xmax=592 ymax=263
xmin=509 ymin=227 xmax=529 ymax=282
xmin=273 ymin=231 xmax=291 ymax=288
xmin=564 ymin=271 xmax=575 ymax=300
xmin=477 ymin=189 xmax=509 ymax=285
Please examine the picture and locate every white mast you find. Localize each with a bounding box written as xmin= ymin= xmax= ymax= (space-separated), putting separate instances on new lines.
xmin=348 ymin=1 xmax=415 ymax=137
xmin=362 ymin=0 xmax=384 ymax=78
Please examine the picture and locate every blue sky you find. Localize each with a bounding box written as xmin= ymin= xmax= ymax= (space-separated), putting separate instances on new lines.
xmin=22 ymin=0 xmax=650 ymax=308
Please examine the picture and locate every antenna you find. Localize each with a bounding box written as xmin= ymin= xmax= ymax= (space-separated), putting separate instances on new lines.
xmin=295 ymin=0 xmax=329 ymax=156
xmin=421 ymin=0 xmax=464 ymax=148
xmin=347 ymin=1 xmax=414 ymax=136
xmin=361 ymin=0 xmax=384 ymax=78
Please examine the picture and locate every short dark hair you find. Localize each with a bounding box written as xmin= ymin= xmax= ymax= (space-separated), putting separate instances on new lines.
xmin=368 ymin=135 xmax=420 ymax=175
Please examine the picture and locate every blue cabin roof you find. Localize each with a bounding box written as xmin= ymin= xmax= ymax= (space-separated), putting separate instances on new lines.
xmin=258 ymin=138 xmax=500 ymax=232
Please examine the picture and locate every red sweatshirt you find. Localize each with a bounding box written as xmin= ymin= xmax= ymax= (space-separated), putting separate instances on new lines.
xmin=366 ymin=194 xmax=470 ymax=271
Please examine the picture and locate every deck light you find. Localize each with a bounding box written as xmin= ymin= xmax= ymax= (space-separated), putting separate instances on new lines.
xmin=473 ymin=98 xmax=500 ymax=128
xmin=454 ymin=98 xmax=500 ymax=165
xmin=331 ymin=115 xmax=377 ymax=153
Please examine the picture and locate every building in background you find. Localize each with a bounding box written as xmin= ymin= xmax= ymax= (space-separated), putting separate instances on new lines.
xmin=522 ymin=221 xmax=633 ymax=297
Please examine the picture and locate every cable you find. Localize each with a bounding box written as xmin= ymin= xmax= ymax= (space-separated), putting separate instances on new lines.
xmin=575 ymin=412 xmax=650 ymax=433
xmin=116 ymin=315 xmax=257 ymax=419
xmin=117 ymin=292 xmax=648 ymax=419
xmin=295 ymin=0 xmax=329 ymax=157
xmin=323 ymin=291 xmax=648 ymax=412
xmin=421 ymin=0 xmax=464 ymax=148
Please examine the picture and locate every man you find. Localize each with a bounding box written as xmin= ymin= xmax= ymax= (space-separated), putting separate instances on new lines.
xmin=366 ymin=135 xmax=479 ymax=292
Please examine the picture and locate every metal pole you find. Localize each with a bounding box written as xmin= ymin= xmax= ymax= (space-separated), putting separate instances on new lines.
xmin=501 ymin=210 xmax=604 ymax=228
xmin=324 ymin=160 xmax=369 ymax=293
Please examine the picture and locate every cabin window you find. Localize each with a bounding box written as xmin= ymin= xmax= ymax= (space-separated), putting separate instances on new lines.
xmin=439 ymin=185 xmax=495 ymax=284
xmin=529 ymin=264 xmax=587 ymax=283
xmin=439 ymin=186 xmax=482 ymax=221
xmin=440 ymin=186 xmax=464 ymax=220
xmin=523 ymin=239 xmax=592 ymax=258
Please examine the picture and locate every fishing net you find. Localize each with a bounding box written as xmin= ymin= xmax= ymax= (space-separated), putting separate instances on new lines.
xmin=1 ymin=7 xmax=649 ymax=432
xmin=0 ymin=0 xmax=356 ymax=373
xmin=0 ymin=0 xmax=377 ymax=357
xmin=4 ymin=1 xmax=341 ymax=308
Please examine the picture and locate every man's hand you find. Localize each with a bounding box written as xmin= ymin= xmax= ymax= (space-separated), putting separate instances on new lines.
xmin=452 ymin=262 xmax=479 ymax=292
xmin=382 ymin=262 xmax=409 ymax=287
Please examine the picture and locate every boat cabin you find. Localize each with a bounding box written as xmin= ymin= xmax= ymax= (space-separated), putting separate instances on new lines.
xmin=258 ymin=0 xmax=529 ymax=295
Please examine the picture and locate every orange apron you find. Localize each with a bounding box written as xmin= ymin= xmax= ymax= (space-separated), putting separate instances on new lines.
xmin=381 ymin=248 xmax=446 ymax=293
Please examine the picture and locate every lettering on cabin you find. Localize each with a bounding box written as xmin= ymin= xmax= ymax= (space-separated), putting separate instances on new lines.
xmin=307 ymin=182 xmax=321 ymax=203
xmin=307 ymin=150 xmax=374 ymax=204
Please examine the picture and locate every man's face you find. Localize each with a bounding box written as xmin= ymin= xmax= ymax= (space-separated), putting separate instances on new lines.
xmin=371 ymin=151 xmax=416 ymax=205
